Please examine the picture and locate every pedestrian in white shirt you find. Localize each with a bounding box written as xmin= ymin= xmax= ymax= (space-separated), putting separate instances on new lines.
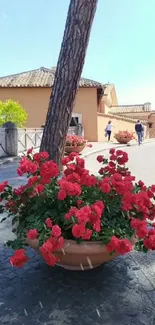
xmin=105 ymin=121 xmax=113 ymax=141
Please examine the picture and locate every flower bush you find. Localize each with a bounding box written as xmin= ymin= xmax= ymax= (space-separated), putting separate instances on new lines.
xmin=1 ymin=147 xmax=155 ymax=268
xmin=65 ymin=135 xmax=87 ymax=147
xmin=114 ymin=130 xmax=135 ymax=142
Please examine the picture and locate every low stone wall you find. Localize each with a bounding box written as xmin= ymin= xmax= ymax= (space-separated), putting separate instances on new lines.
xmin=0 ymin=125 xmax=84 ymax=158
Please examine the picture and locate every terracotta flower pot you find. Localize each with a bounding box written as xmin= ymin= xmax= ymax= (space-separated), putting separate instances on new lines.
xmin=27 ymin=237 xmax=136 ymax=271
xmin=115 ymin=137 xmax=131 ymax=144
xmin=65 ymin=144 xmax=85 ymax=154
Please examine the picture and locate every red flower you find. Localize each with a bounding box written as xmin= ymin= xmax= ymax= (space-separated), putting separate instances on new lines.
xmin=66 ymin=135 xmax=86 ymax=147
xmin=27 ymin=148 xmax=33 ymax=155
xmin=130 ymin=219 xmax=146 ymax=230
xmin=95 ymin=200 xmax=105 ymax=212
xmin=62 ymin=157 xmax=70 ymax=166
xmin=138 ymin=180 xmax=145 ymax=187
xmin=72 ymin=224 xmax=82 ymax=238
xmin=147 ymin=190 xmax=154 ymax=198
xmin=80 ymin=174 xmax=97 ymax=187
xmin=91 ymin=203 xmax=103 ymax=217
xmin=59 ymin=179 xmax=82 ymax=196
xmin=93 ymin=220 xmax=101 ymax=232
xmin=76 ymin=157 xmax=85 ymax=168
xmin=100 ymin=182 xmax=111 ymax=193
xmin=82 ymin=228 xmax=93 ymax=240
xmin=109 ymin=161 xmax=115 ymax=168
xmin=69 ymin=152 xmax=79 ymax=161
xmin=0 ymin=181 xmax=8 ymax=192
xmin=40 ymin=161 xmax=59 ymax=180
xmin=45 ymin=218 xmax=53 ymax=228
xmin=66 ymin=172 xmax=80 ymax=183
xmin=10 ymin=249 xmax=28 ymax=267
xmin=27 ymin=229 xmax=38 ymax=240
xmin=110 ymin=154 xmax=117 ymax=161
xmin=64 ymin=207 xmax=78 ymax=220
xmin=33 ymin=152 xmax=49 ymax=162
xmin=77 ymin=200 xmax=83 ymax=207
xmin=40 ymin=238 xmax=53 ymax=253
xmin=72 ymin=223 xmax=92 ymax=240
xmin=57 ymin=189 xmax=67 ymax=200
xmin=116 ymin=239 xmax=133 ymax=255
xmin=136 ymin=226 xmax=148 ymax=239
xmin=106 ymin=236 xmax=119 ymax=253
xmin=66 ymin=163 xmax=76 ymax=171
xmin=109 ymin=148 xmax=115 ymax=154
xmin=97 ymin=155 xmax=103 ymax=163
xmin=28 ymin=176 xmax=40 ymax=187
xmin=98 ymin=167 xmax=104 ymax=175
xmin=34 ymin=184 xmax=45 ymax=194
xmin=116 ymin=150 xmax=123 ymax=156
xmin=14 ymin=185 xmax=26 ymax=196
xmin=53 ymin=236 xmax=64 ymax=250
xmin=43 ymin=253 xmax=59 ymax=266
xmin=17 ymin=158 xmax=38 ymax=175
xmin=51 ymin=225 xmax=62 ymax=238
xmin=144 ymin=235 xmax=155 ymax=250
xmin=151 ymin=185 xmax=155 ymax=193
xmin=149 ymin=228 xmax=155 ymax=236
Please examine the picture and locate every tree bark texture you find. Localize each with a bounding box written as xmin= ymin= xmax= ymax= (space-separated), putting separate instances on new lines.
xmin=40 ymin=0 xmax=98 ymax=167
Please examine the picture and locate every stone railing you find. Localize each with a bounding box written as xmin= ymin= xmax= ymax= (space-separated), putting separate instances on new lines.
xmin=0 ymin=125 xmax=84 ymax=158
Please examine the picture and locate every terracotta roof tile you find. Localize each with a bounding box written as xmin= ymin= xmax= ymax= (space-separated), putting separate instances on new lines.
xmin=109 ymin=103 xmax=151 ymax=114
xmin=0 ymin=67 xmax=102 ymax=88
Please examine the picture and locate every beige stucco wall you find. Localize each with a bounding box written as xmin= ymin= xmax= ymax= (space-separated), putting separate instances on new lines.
xmin=0 ymin=87 xmax=98 ymax=141
xmin=97 ymin=113 xmax=137 ymax=141
xmin=99 ymin=86 xmax=118 ymax=114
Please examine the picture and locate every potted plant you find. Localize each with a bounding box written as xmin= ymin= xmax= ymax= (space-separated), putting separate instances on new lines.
xmin=65 ymin=135 xmax=87 ymax=153
xmin=114 ymin=131 xmax=135 ymax=144
xmin=0 ymin=148 xmax=155 ymax=271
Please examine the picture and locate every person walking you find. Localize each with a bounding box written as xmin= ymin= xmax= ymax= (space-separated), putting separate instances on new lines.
xmin=135 ymin=120 xmax=143 ymax=145
xmin=105 ymin=121 xmax=113 ymax=142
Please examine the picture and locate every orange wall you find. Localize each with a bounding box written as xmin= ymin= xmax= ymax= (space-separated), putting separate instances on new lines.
xmin=0 ymin=87 xmax=98 ymax=141
xmin=97 ymin=113 xmax=141 ymax=141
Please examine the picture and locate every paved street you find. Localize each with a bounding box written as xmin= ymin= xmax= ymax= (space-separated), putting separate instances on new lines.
xmin=0 ymin=143 xmax=155 ymax=324
xmin=85 ymin=141 xmax=155 ymax=186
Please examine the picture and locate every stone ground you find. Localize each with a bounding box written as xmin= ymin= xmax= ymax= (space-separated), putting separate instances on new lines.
xmin=0 ymin=142 xmax=155 ymax=324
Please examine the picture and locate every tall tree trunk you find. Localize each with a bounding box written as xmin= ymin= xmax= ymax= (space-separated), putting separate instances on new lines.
xmin=40 ymin=0 xmax=98 ymax=168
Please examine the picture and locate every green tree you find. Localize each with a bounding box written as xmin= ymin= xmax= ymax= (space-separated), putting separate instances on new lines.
xmin=0 ymin=100 xmax=27 ymax=127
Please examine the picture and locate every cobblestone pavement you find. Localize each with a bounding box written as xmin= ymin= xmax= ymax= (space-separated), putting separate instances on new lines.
xmin=0 ymin=144 xmax=155 ymax=324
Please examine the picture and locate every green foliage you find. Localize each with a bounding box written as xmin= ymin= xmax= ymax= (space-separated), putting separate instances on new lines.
xmin=0 ymin=99 xmax=27 ymax=127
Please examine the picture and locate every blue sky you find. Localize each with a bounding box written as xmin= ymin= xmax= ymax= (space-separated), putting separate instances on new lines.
xmin=0 ymin=0 xmax=155 ymax=106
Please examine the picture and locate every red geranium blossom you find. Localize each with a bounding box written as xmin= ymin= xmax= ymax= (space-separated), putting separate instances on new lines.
xmin=27 ymin=229 xmax=38 ymax=240
xmin=51 ymin=225 xmax=62 ymax=238
xmin=10 ymin=249 xmax=28 ymax=267
xmin=45 ymin=218 xmax=53 ymax=228
xmin=0 ymin=181 xmax=8 ymax=192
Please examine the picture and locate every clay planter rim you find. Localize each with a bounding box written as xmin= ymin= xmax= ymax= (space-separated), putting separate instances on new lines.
xmin=26 ymin=237 xmax=137 ymax=254
xmin=115 ymin=137 xmax=131 ymax=144
xmin=64 ymin=144 xmax=86 ymax=153
xmin=26 ymin=237 xmax=137 ymax=270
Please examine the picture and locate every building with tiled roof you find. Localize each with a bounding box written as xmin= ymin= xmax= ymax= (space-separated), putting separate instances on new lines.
xmin=0 ymin=66 xmax=152 ymax=141
xmin=109 ymin=102 xmax=152 ymax=122
xmin=0 ymin=67 xmax=118 ymax=141
xmin=0 ymin=67 xmax=103 ymax=88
